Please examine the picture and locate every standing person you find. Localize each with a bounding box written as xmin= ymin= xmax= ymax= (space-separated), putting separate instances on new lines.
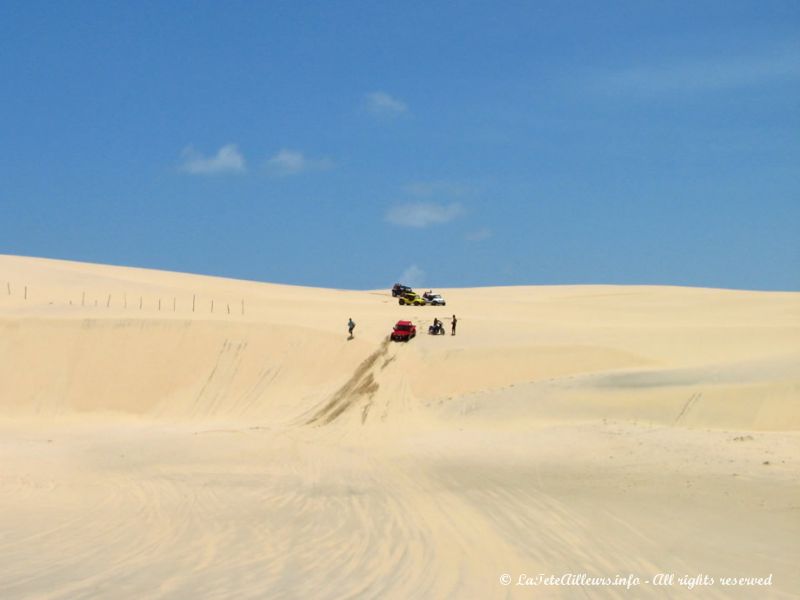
xmin=348 ymin=317 xmax=356 ymax=339
xmin=451 ymin=314 xmax=457 ymax=336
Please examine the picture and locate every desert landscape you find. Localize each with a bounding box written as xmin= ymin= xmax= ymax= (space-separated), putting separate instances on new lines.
xmin=0 ymin=254 xmax=798 ymax=599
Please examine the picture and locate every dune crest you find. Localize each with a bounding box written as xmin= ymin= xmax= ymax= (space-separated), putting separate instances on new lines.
xmin=0 ymin=254 xmax=797 ymax=430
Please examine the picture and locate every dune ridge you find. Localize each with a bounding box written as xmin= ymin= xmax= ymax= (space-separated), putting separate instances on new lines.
xmin=1 ymin=254 xmax=797 ymax=430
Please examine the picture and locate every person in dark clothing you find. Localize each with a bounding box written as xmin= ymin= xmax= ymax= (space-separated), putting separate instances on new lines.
xmin=451 ymin=314 xmax=457 ymax=336
xmin=431 ymin=318 xmax=442 ymax=334
xmin=348 ymin=318 xmax=356 ymax=338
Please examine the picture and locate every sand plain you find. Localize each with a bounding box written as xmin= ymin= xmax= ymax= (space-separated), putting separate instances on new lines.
xmin=0 ymin=254 xmax=798 ymax=599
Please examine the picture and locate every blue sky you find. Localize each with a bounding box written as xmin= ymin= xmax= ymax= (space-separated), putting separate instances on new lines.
xmin=1 ymin=1 xmax=798 ymax=290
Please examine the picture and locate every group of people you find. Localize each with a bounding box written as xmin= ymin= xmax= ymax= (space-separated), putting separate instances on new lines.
xmin=430 ymin=316 xmax=457 ymax=335
xmin=347 ymin=315 xmax=457 ymax=338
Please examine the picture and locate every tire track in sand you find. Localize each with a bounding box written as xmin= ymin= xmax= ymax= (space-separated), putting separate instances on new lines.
xmin=306 ymin=339 xmax=390 ymax=426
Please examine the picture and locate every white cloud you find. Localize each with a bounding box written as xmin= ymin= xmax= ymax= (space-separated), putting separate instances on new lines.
xmin=265 ymin=149 xmax=333 ymax=176
xmin=399 ymin=265 xmax=425 ymax=288
xmin=366 ymin=91 xmax=408 ymax=116
xmin=404 ymin=181 xmax=473 ymax=198
xmin=590 ymin=48 xmax=800 ymax=96
xmin=386 ymin=202 xmax=464 ymax=228
xmin=465 ymin=228 xmax=493 ymax=242
xmin=180 ymin=144 xmax=246 ymax=175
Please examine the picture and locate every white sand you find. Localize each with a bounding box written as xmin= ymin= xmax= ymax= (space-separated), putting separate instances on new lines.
xmin=0 ymin=254 xmax=798 ymax=598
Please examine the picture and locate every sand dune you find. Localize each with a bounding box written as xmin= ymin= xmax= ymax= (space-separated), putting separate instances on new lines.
xmin=1 ymin=254 xmax=798 ymax=598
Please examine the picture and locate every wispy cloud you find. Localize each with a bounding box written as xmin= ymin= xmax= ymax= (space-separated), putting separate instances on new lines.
xmin=386 ymin=202 xmax=464 ymax=228
xmin=365 ymin=91 xmax=408 ymax=117
xmin=179 ymin=144 xmax=246 ymax=175
xmin=590 ymin=47 xmax=800 ymax=96
xmin=265 ymin=149 xmax=333 ymax=176
xmin=399 ymin=264 xmax=425 ymax=288
xmin=404 ymin=180 xmax=473 ymax=198
xmin=465 ymin=228 xmax=493 ymax=242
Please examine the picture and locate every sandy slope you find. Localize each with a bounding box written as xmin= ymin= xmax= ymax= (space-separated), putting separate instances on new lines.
xmin=0 ymin=254 xmax=798 ymax=599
